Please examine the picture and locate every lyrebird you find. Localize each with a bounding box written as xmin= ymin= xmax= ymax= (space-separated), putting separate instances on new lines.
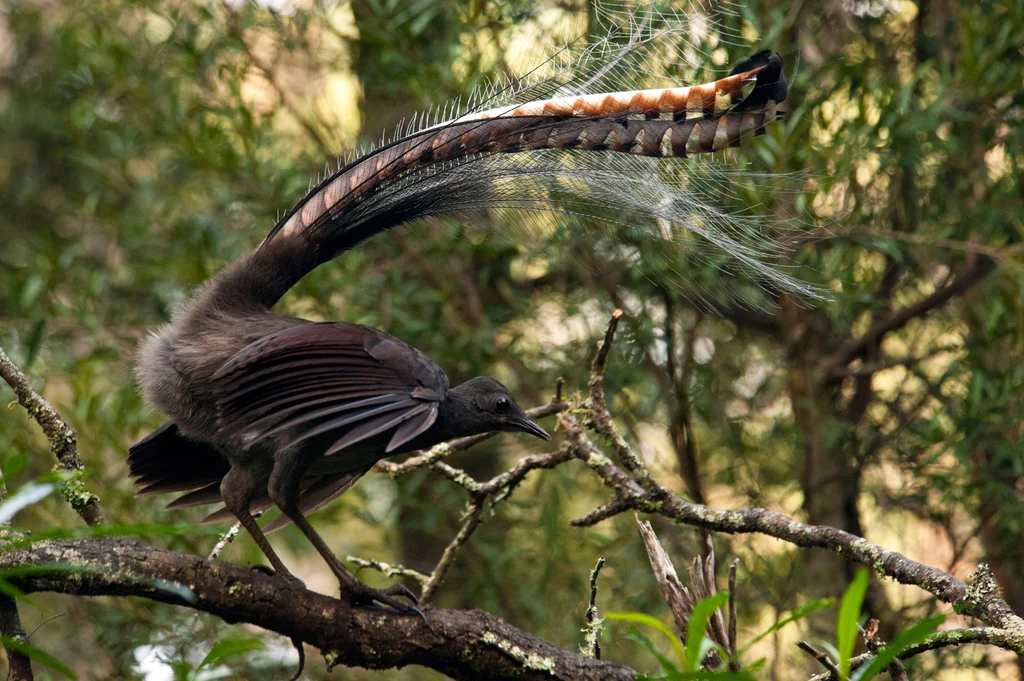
xmin=128 ymin=46 xmax=793 ymax=614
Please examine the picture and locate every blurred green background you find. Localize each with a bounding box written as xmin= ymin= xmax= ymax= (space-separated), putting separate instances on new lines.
xmin=1 ymin=0 xmax=1022 ymax=678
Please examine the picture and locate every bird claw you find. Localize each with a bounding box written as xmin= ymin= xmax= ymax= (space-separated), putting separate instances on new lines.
xmin=248 ymin=563 xmax=276 ymax=577
xmin=381 ymin=583 xmax=420 ymax=606
xmin=249 ymin=563 xmax=305 ymax=589
xmin=346 ymin=581 xmax=428 ymax=624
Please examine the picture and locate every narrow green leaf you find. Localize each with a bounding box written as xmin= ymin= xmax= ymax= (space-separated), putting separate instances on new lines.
xmin=0 ymin=635 xmax=78 ymax=679
xmin=198 ymin=636 xmax=266 ymax=670
xmin=851 ymin=615 xmax=944 ymax=681
xmin=738 ymin=597 xmax=835 ymax=656
xmin=685 ymin=591 xmax=729 ymax=672
xmin=626 ymin=627 xmax=680 ymax=674
xmin=837 ymin=569 xmax=869 ymax=679
xmin=607 ymin=611 xmax=686 ymax=665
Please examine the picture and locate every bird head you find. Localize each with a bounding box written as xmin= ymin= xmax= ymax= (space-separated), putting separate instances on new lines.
xmin=449 ymin=377 xmax=550 ymax=440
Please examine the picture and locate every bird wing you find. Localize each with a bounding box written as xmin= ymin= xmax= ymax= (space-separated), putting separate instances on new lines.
xmin=213 ymin=321 xmax=448 ymax=457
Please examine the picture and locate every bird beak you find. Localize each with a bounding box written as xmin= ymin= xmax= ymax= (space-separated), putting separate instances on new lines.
xmin=514 ymin=416 xmax=551 ymax=441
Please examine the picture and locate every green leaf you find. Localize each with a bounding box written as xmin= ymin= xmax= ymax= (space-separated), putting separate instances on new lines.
xmin=851 ymin=615 xmax=944 ymax=680
xmin=607 ymin=611 xmax=686 ymax=665
xmin=626 ymin=627 xmax=681 ymax=674
xmin=24 ymin=316 xmax=47 ymax=369
xmin=685 ymin=591 xmax=729 ymax=672
xmin=837 ymin=569 xmax=869 ymax=679
xmin=197 ymin=636 xmax=266 ymax=670
xmin=0 ymin=483 xmax=55 ymax=525
xmin=738 ymin=597 xmax=835 ymax=657
xmin=0 ymin=635 xmax=78 ymax=679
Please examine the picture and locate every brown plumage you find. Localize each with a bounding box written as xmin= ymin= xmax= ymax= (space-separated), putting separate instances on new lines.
xmin=271 ymin=50 xmax=788 ymax=246
xmin=128 ymin=48 xmax=791 ymax=616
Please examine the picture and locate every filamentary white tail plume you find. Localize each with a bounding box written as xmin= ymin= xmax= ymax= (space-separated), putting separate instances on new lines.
xmin=261 ymin=0 xmax=819 ymax=308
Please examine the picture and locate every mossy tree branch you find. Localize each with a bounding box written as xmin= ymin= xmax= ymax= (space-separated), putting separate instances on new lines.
xmin=0 ymin=345 xmax=105 ymax=527
xmin=0 ymin=537 xmax=633 ymax=681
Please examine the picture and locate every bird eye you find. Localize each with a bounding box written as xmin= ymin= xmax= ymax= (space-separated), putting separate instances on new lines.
xmin=495 ymin=396 xmax=511 ymax=412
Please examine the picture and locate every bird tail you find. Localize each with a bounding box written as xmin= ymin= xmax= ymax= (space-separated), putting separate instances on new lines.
xmin=249 ymin=2 xmax=817 ymax=308
xmin=266 ymin=51 xmax=786 ymax=254
xmin=127 ymin=421 xmax=230 ymax=497
xmin=129 ymin=421 xmax=367 ymax=526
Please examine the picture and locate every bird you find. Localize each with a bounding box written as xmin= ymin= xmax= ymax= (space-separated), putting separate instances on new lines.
xmin=126 ymin=42 xmax=793 ymax=614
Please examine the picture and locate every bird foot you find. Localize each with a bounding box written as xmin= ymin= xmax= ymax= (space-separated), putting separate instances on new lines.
xmin=344 ymin=581 xmax=427 ymax=624
xmin=249 ymin=563 xmax=305 ymax=589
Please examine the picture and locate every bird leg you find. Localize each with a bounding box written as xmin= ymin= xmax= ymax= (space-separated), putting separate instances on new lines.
xmin=268 ymin=450 xmax=424 ymax=619
xmin=219 ymin=464 xmax=300 ymax=585
xmin=220 ymin=465 xmax=307 ymax=681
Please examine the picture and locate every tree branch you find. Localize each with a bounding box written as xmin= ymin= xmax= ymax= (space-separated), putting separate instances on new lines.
xmin=0 ymin=346 xmax=106 ymax=527
xmin=0 ymin=537 xmax=634 ymax=681
xmin=587 ymin=310 xmax=660 ymax=496
xmin=565 ymin=416 xmax=1023 ymax=638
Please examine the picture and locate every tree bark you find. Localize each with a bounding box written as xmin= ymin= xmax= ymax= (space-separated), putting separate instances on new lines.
xmin=0 ymin=536 xmax=633 ymax=681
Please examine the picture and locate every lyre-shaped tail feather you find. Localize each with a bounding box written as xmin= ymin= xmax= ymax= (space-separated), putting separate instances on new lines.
xmin=264 ymin=50 xmax=788 ymax=259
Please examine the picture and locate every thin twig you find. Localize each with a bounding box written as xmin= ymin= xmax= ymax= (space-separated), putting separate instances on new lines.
xmin=409 ymin=443 xmax=573 ymax=603
xmin=808 ymin=627 xmax=1018 ymax=680
xmin=862 ymin=618 xmax=909 ymax=681
xmin=582 ymin=557 xmax=605 ymax=659
xmin=420 ymin=505 xmax=485 ymax=603
xmin=209 ymin=522 xmax=243 ymax=561
xmin=591 ymin=309 xmax=622 ymax=378
xmin=728 ymin=559 xmax=739 ymax=671
xmin=797 ymin=641 xmax=841 ymax=677
xmin=209 ymin=510 xmax=267 ymax=560
xmin=347 ymin=557 xmax=430 ymax=585
xmin=587 ymin=311 xmax=659 ymax=494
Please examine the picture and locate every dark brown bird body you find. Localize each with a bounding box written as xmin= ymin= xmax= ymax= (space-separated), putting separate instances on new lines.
xmin=130 ymin=238 xmax=549 ymax=618
xmin=132 ymin=241 xmax=544 ymax=532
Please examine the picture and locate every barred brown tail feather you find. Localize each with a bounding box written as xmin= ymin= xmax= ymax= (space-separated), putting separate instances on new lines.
xmin=265 ymin=51 xmax=789 ymax=256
